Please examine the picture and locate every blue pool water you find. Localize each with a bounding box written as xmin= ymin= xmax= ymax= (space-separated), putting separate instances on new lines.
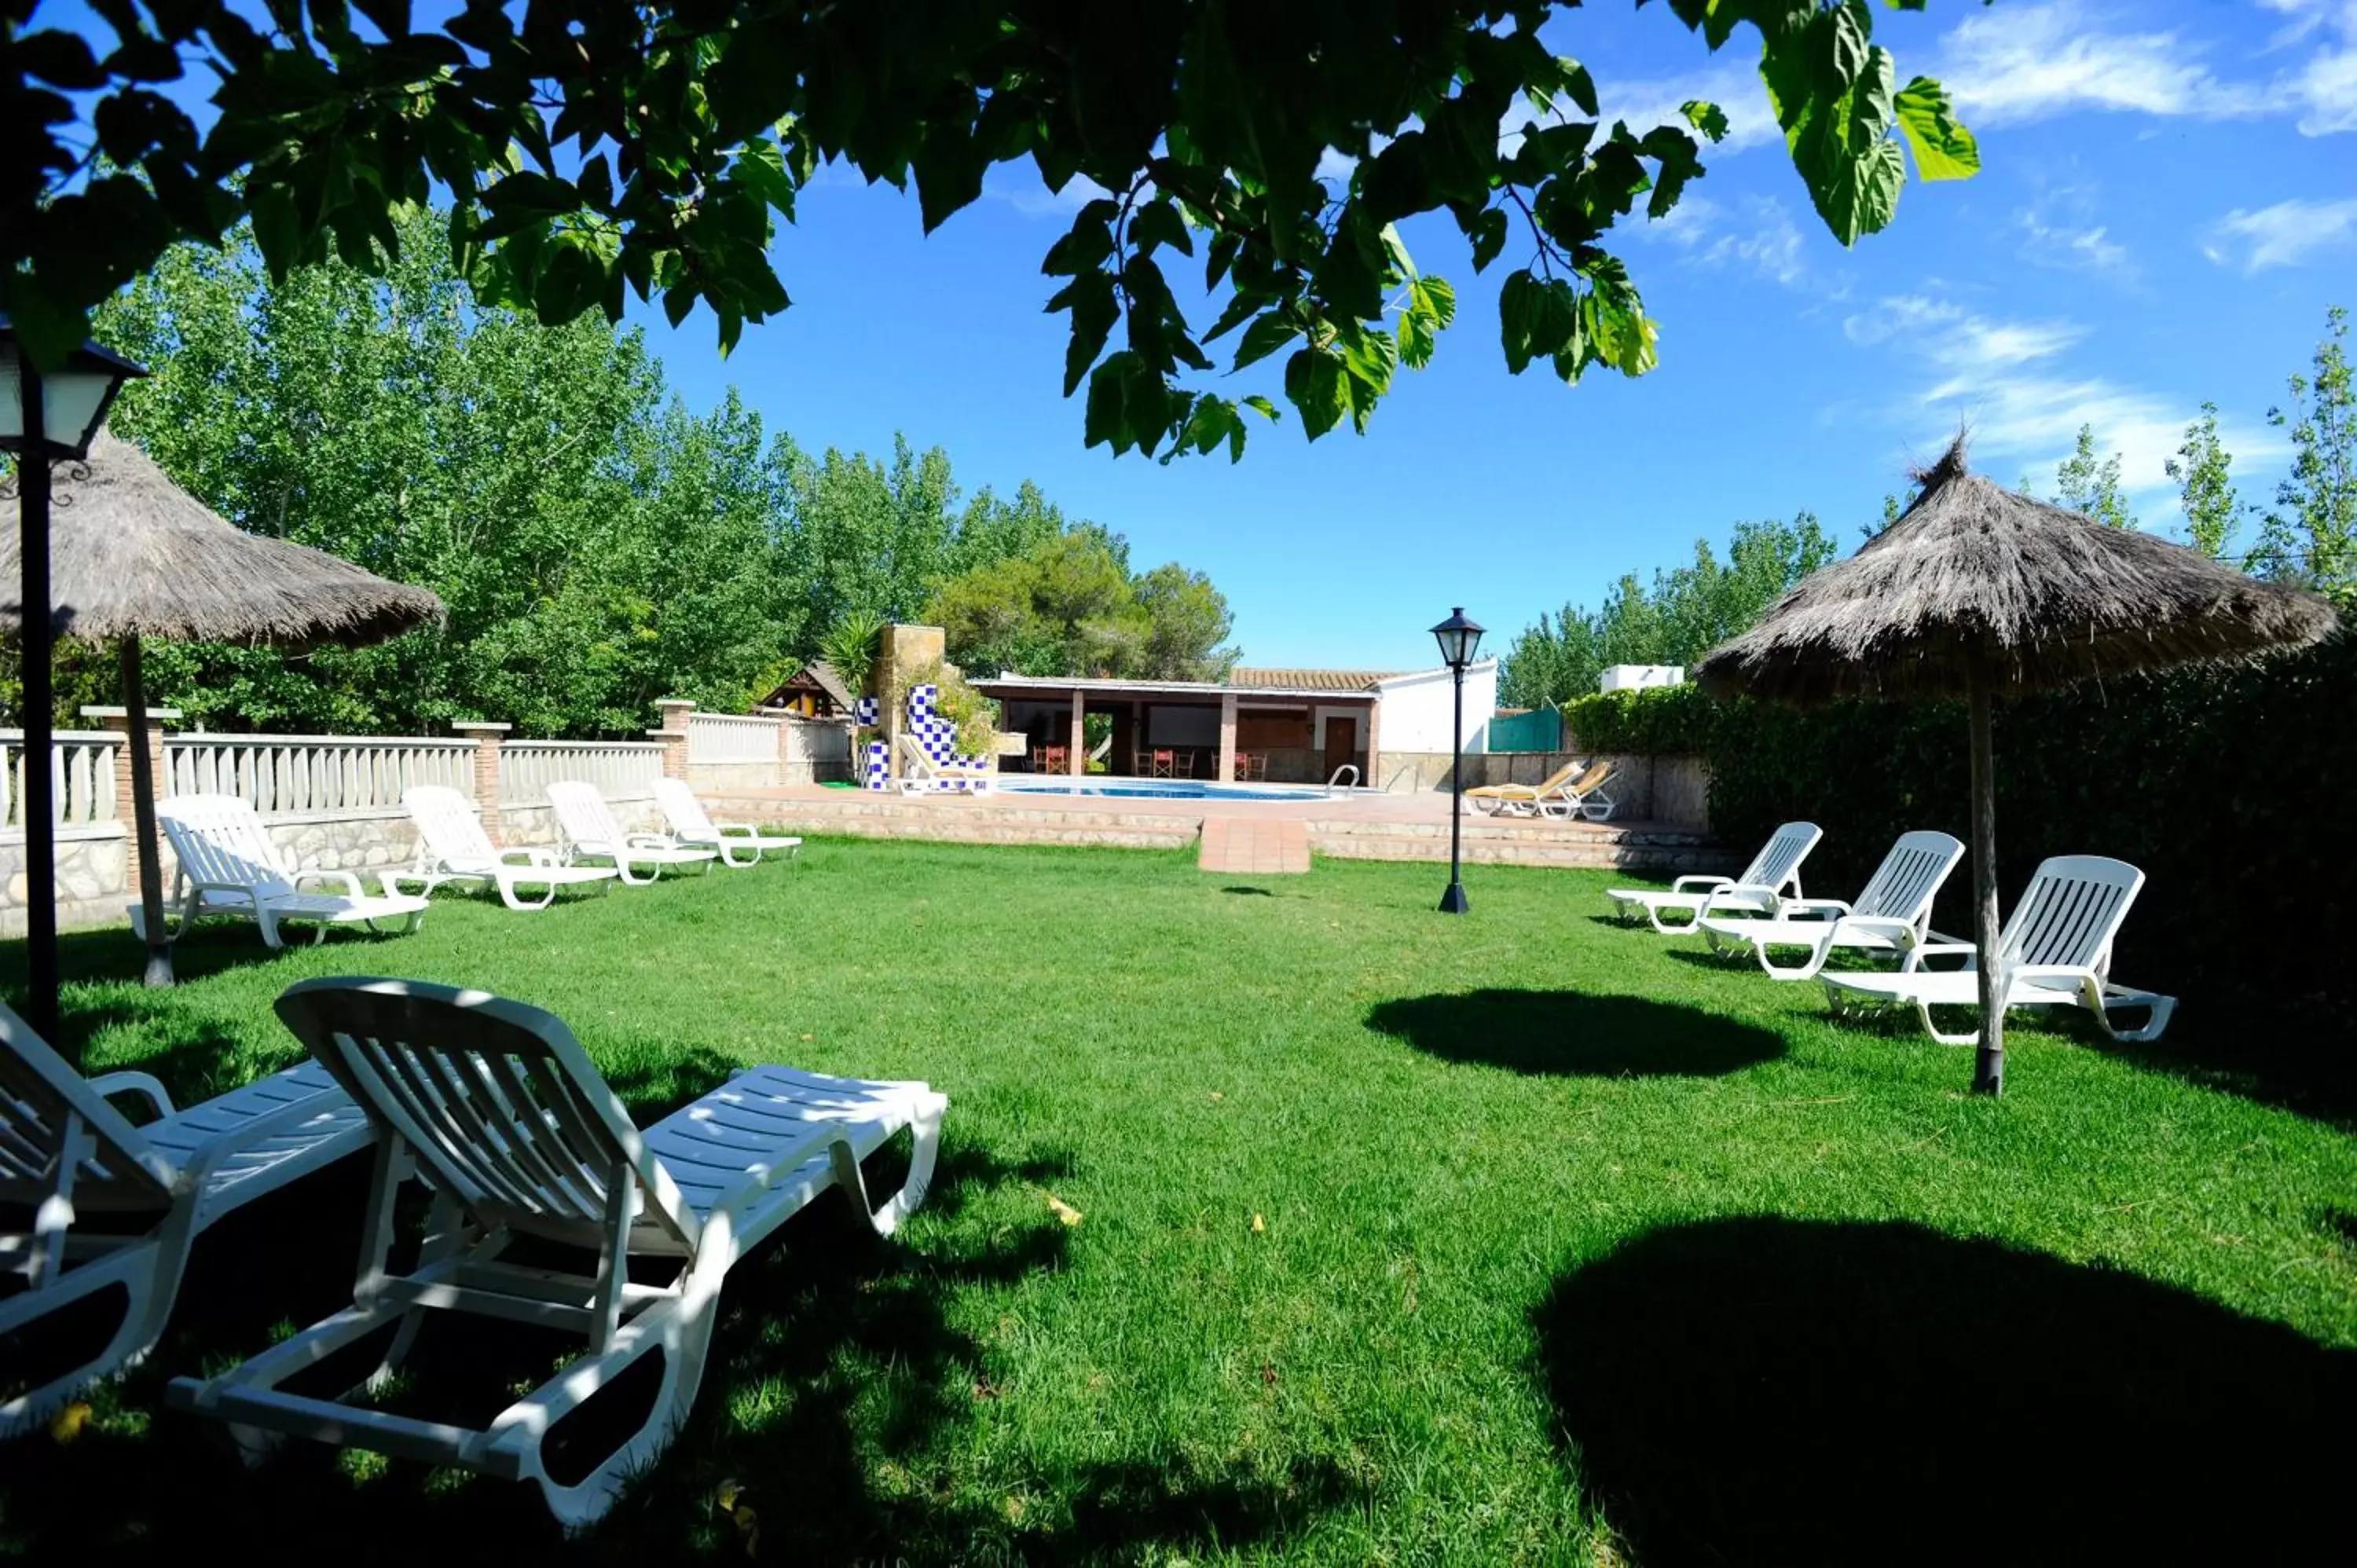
xmin=996 ymin=779 xmax=1321 ymax=802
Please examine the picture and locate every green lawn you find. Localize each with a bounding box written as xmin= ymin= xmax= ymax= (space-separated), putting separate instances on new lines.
xmin=5 ymin=839 xmax=2355 ymax=1565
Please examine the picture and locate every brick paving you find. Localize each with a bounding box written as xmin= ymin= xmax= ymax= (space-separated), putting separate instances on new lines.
xmin=1197 ymin=815 xmax=1312 ymax=874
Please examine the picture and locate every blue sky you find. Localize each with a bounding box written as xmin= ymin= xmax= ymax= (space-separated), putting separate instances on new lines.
xmin=43 ymin=1 xmax=2357 ymax=669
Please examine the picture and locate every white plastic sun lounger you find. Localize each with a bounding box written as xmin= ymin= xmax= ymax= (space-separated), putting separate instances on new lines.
xmin=1605 ymin=820 xmax=1823 ymax=934
xmin=2 ymin=1000 xmax=369 ymax=1439
xmin=1819 ymin=855 xmax=2176 ymax=1044
xmin=545 ymin=780 xmax=717 ymax=884
xmin=650 ymin=778 xmax=801 ymax=867
xmin=168 ymin=978 xmax=948 ymax=1526
xmin=390 ymin=786 xmax=618 ymax=910
xmin=896 ymin=733 xmax=995 ymax=794
xmin=141 ymin=793 xmax=431 ymax=949
xmin=1699 ymin=830 xmax=1964 ymax=979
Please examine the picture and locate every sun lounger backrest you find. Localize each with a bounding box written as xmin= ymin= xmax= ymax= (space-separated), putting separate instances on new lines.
xmin=1740 ymin=821 xmax=1822 ymax=892
xmin=546 ymin=781 xmax=625 ymax=855
xmin=405 ymin=785 xmax=497 ymax=864
xmin=1853 ymin=830 xmax=1965 ymax=922
xmin=1999 ymin=855 xmax=2145 ymax=973
xmin=0 ymin=1000 xmax=177 ymax=1211
xmin=158 ymin=794 xmax=295 ymax=896
xmin=651 ymin=778 xmax=717 ymax=840
xmin=276 ymin=978 xmax=698 ymax=1249
xmin=1574 ymin=760 xmax=1611 ymax=793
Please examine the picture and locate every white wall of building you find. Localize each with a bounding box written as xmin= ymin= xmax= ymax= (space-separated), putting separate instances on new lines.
xmin=1599 ymin=664 xmax=1684 ymax=693
xmin=1374 ymin=659 xmax=1499 ymax=753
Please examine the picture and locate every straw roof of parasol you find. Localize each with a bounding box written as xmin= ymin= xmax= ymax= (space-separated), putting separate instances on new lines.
xmin=1 ymin=431 xmax=443 ymax=649
xmin=1694 ymin=435 xmax=2338 ymax=704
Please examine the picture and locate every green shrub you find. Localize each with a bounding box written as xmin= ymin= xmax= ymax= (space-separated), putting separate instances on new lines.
xmin=1563 ymin=685 xmax=1717 ymax=754
xmin=1697 ymin=632 xmax=2357 ymax=1031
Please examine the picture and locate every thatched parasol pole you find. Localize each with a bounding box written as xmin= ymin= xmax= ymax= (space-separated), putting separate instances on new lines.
xmin=118 ymin=636 xmax=171 ymax=987
xmin=1965 ymin=662 xmax=2004 ymax=1094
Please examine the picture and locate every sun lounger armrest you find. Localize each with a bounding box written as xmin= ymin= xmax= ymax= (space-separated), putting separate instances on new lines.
xmin=624 ymin=833 xmax=678 ymax=852
xmin=291 ymin=869 xmax=368 ymax=898
xmin=88 ymin=1070 xmax=175 ymax=1120
xmin=1836 ymin=916 xmax=1919 ymax=946
xmin=1901 ymin=940 xmax=1978 ymax=973
xmin=499 ymin=846 xmax=564 ymax=867
xmin=2009 ymin=963 xmax=2106 ymax=1000
xmin=1699 ymin=882 xmax=1783 ymax=918
xmin=1671 ymin=874 xmax=1733 ymax=895
xmin=709 ymin=822 xmax=758 ymax=838
xmin=1780 ymin=897 xmax=1853 ymax=921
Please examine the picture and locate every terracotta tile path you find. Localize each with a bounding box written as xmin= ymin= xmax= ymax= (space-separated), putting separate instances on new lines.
xmin=1197 ymin=815 xmax=1312 ymax=874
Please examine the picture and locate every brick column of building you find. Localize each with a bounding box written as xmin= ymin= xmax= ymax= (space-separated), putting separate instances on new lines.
xmin=1218 ymin=692 xmax=1238 ymax=782
xmin=1069 ymin=689 xmax=1087 ymax=776
xmin=1362 ymin=695 xmax=1383 ymax=792
xmin=450 ymin=720 xmax=511 ymax=845
xmin=82 ymin=702 xmax=180 ymax=907
xmin=651 ymin=698 xmax=696 ymax=780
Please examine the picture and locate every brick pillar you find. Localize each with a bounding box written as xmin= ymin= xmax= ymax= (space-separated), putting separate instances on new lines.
xmin=1363 ymin=695 xmax=1382 ymax=793
xmin=1069 ymin=690 xmax=1086 ymax=775
xmin=651 ymin=698 xmax=695 ymax=780
xmin=775 ymin=711 xmax=796 ymax=786
xmin=82 ymin=703 xmax=180 ymax=901
xmin=451 ymin=721 xmax=511 ymax=845
xmin=1218 ymin=692 xmax=1238 ymax=782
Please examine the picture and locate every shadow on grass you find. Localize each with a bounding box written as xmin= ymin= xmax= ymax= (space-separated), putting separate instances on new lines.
xmin=2099 ymin=1003 xmax=2357 ymax=1129
xmin=1219 ymin=885 xmax=1279 ymax=896
xmin=3 ymin=1130 xmax=1347 ymax=1563
xmin=1366 ymin=989 xmax=1783 ymax=1076
xmin=1533 ymin=1215 xmax=2357 ymax=1566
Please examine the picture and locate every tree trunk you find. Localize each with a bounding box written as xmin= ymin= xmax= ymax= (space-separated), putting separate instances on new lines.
xmin=1967 ymin=664 xmax=2004 ymax=1095
xmin=120 ymin=637 xmax=174 ymax=987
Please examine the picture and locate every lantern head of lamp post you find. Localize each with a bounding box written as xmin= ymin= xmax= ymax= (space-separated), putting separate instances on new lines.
xmin=0 ymin=317 xmax=148 ymax=460
xmin=1428 ymin=607 xmax=1484 ymax=914
xmin=1430 ymin=606 xmax=1485 ymax=671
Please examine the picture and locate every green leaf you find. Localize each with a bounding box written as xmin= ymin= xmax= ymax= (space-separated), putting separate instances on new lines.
xmin=1050 ymin=270 xmax=1119 ymax=397
xmin=1338 ymin=323 xmax=1398 ymax=395
xmin=1499 ymin=270 xmax=1576 ymax=376
xmin=1284 ymin=347 xmax=1350 ymax=439
xmin=1681 ymin=100 xmax=1730 ymax=144
xmin=1893 ymin=76 xmax=1980 ymax=181
xmin=1232 ymin=310 xmax=1300 ymax=372
xmin=1470 ymin=207 xmax=1509 ymax=272
xmin=1562 ymin=59 xmax=1600 ymax=119
xmin=1241 ymin=394 xmax=1281 ymax=420
xmin=1415 ymin=274 xmax=1457 ymax=330
xmin=1380 ymin=222 xmax=1417 ymax=280
xmin=1130 ymin=200 xmax=1195 ymax=258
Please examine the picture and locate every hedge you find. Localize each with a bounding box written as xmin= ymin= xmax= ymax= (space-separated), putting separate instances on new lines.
xmin=1569 ymin=636 xmax=2357 ymax=1045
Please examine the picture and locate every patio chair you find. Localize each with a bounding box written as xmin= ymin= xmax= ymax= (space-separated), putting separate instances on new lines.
xmin=651 ymin=778 xmax=802 ymax=867
xmin=1464 ymin=758 xmax=1586 ymax=817
xmin=1699 ymin=830 xmax=1963 ymax=979
xmin=1604 ymin=820 xmax=1823 ymax=934
xmin=167 ymin=977 xmax=948 ymax=1528
xmin=1819 ymin=855 xmax=2176 ymax=1044
xmin=141 ymin=793 xmax=431 ymax=949
xmin=1 ymin=998 xmax=369 ymax=1439
xmin=1534 ymin=760 xmax=1616 ymax=822
xmin=544 ymin=781 xmax=717 ymax=883
xmin=896 ymin=733 xmax=994 ymax=794
xmin=390 ymin=785 xmax=618 ymax=910
xmin=1034 ymin=743 xmax=1068 ymax=775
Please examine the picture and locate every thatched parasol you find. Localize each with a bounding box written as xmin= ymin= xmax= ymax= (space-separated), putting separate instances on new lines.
xmin=2 ymin=431 xmax=442 ymax=986
xmin=1695 ymin=435 xmax=2337 ymax=1093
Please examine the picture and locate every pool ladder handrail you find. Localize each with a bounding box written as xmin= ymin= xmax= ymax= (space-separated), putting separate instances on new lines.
xmin=1324 ymin=764 xmax=1360 ymax=796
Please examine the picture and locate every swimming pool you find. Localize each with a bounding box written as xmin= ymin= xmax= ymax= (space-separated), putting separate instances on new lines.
xmin=995 ymin=779 xmax=1327 ymax=802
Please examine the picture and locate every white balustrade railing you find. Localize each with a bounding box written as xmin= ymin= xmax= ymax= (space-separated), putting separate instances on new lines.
xmin=500 ymin=741 xmax=666 ymax=804
xmin=687 ymin=711 xmax=782 ymax=764
xmin=163 ymin=733 xmax=475 ymax=816
xmin=0 ymin=731 xmax=122 ymax=832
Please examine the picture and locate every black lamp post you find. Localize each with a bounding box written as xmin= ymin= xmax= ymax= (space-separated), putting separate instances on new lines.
xmin=2 ymin=319 xmax=147 ymax=1046
xmin=1429 ymin=606 xmax=1484 ymax=914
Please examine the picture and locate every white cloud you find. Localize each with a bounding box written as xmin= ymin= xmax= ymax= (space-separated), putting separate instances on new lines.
xmin=2014 ymin=184 xmax=2135 ymax=279
xmin=2204 ymin=196 xmax=2357 ymax=272
xmin=1589 ymin=59 xmax=1780 ymax=151
xmin=1640 ymin=194 xmax=1809 ymax=286
xmin=1843 ymin=294 xmax=2279 ymax=499
xmin=983 ymin=172 xmax=1114 ymax=220
xmin=1936 ymin=2 xmax=2275 ymax=125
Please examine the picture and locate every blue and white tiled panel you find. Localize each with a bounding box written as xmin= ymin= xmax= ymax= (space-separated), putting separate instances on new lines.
xmin=863 ymin=739 xmax=890 ymax=790
xmin=855 ymin=695 xmax=879 ymax=725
